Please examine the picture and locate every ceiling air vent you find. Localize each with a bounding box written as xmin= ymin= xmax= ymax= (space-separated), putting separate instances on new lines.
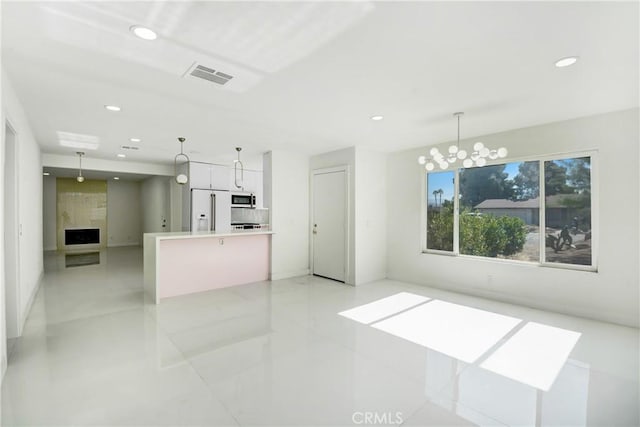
xmin=120 ymin=145 xmax=140 ymax=151
xmin=188 ymin=64 xmax=234 ymax=86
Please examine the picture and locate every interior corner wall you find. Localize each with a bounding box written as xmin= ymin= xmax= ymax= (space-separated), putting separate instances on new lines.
xmin=386 ymin=108 xmax=639 ymax=327
xmin=354 ymin=147 xmax=387 ymax=285
xmin=310 ymin=147 xmax=356 ymax=285
xmin=107 ymin=180 xmax=142 ymax=246
xmin=264 ymin=150 xmax=310 ymax=280
xmin=1 ymin=69 xmax=44 ymax=346
xmin=141 ymin=176 xmax=170 ymax=234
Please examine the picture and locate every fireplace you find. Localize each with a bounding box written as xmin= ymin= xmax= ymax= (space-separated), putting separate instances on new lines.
xmin=65 ymin=228 xmax=100 ymax=245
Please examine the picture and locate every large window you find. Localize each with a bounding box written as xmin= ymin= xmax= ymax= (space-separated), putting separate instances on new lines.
xmin=425 ymin=154 xmax=594 ymax=270
xmin=544 ymin=157 xmax=592 ymax=266
xmin=426 ymin=171 xmax=454 ymax=252
xmin=459 ymin=161 xmax=540 ymax=262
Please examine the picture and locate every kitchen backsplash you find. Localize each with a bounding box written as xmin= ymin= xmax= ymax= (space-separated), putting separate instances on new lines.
xmin=231 ymin=208 xmax=269 ymax=225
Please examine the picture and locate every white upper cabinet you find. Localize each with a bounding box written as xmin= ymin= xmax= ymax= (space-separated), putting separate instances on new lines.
xmin=188 ymin=162 xmax=229 ymax=191
xmin=242 ymin=170 xmax=258 ymax=193
xmin=189 ymin=162 xmax=212 ymax=189
xmin=211 ymin=165 xmax=229 ymax=191
xmin=230 ymin=169 xmax=261 ymax=193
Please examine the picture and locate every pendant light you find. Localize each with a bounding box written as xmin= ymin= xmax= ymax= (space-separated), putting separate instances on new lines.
xmin=234 ymin=147 xmax=244 ymax=190
xmin=76 ymin=151 xmax=85 ymax=183
xmin=174 ymin=137 xmax=190 ymax=185
xmin=418 ymin=112 xmax=508 ymax=170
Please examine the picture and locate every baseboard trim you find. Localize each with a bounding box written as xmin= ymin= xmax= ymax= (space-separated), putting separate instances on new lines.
xmin=270 ymin=269 xmax=310 ymax=281
xmin=19 ymin=269 xmax=43 ymax=336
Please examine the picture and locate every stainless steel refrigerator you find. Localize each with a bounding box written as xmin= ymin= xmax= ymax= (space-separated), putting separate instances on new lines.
xmin=189 ymin=189 xmax=231 ymax=232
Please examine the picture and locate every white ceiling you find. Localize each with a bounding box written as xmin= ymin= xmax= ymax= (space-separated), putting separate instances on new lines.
xmin=2 ymin=1 xmax=638 ymax=167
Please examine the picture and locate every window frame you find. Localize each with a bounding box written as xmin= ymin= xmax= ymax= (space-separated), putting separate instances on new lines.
xmin=422 ymin=150 xmax=598 ymax=272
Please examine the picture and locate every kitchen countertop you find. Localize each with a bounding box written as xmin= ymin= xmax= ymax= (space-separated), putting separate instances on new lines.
xmin=144 ymin=229 xmax=273 ymax=241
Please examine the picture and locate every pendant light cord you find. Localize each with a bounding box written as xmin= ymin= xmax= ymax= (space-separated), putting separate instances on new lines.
xmin=457 ymin=114 xmax=460 ymax=149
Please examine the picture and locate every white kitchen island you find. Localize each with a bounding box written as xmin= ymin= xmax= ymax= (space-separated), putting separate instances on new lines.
xmin=143 ymin=230 xmax=273 ymax=304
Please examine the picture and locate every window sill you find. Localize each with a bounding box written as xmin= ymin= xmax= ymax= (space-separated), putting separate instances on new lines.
xmin=421 ymin=250 xmax=597 ymax=272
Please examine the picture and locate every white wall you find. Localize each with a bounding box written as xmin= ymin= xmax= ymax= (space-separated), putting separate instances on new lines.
xmin=386 ymin=109 xmax=639 ymax=327
xmin=310 ymin=147 xmax=356 ymax=284
xmin=1 ymin=69 xmax=44 ymax=359
xmin=354 ymin=147 xmax=387 ymax=285
xmin=107 ymin=180 xmax=142 ymax=246
xmin=141 ymin=176 xmax=170 ymax=234
xmin=42 ymin=175 xmax=56 ymax=251
xmin=0 ymin=0 xmax=6 ymax=381
xmin=264 ymin=150 xmax=310 ymax=280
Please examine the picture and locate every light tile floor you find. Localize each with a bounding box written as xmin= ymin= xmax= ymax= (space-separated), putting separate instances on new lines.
xmin=1 ymin=247 xmax=638 ymax=426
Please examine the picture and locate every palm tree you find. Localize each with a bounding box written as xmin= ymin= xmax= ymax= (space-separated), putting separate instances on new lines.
xmin=432 ymin=189 xmax=444 ymax=208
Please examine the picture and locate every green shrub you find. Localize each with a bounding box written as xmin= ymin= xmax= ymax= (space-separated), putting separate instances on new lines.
xmin=459 ymin=212 xmax=526 ymax=257
xmin=427 ymin=206 xmax=527 ymax=257
xmin=427 ymin=203 xmax=454 ymax=251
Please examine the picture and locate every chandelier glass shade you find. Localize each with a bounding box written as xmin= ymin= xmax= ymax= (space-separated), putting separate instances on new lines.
xmin=418 ymin=112 xmax=508 ymax=171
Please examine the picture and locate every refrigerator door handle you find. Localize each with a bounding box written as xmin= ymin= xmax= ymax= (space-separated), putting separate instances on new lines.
xmin=190 ymin=189 xmax=194 ymax=232
xmin=211 ymin=193 xmax=216 ymax=231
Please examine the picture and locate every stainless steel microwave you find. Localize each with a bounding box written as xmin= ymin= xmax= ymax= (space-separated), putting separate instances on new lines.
xmin=231 ymin=193 xmax=256 ymax=208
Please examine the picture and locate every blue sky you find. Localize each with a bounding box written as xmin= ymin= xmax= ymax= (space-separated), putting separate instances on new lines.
xmin=426 ymin=162 xmax=523 ymax=205
xmin=503 ymin=162 xmax=519 ymax=179
xmin=427 ymin=171 xmax=454 ymax=204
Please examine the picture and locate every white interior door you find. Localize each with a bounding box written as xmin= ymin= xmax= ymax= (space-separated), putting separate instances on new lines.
xmin=312 ymin=169 xmax=346 ymax=282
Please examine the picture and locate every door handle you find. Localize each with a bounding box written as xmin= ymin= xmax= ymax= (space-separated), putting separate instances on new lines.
xmin=313 ymin=224 xmax=317 ymax=234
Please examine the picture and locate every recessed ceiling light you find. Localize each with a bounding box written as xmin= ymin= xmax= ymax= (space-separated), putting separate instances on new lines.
xmin=130 ymin=25 xmax=157 ymax=41
xmin=130 ymin=138 xmax=142 ymax=143
xmin=114 ymin=177 xmax=120 ymax=180
xmin=555 ymin=56 xmax=578 ymax=68
xmin=370 ymin=115 xmax=384 ymax=121
xmin=105 ymin=105 xmax=121 ymax=112
xmin=43 ymin=172 xmax=50 ymax=176
xmin=117 ymin=154 xmax=126 ymax=158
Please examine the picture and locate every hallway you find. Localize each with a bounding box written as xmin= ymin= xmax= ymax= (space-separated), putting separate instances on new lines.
xmin=1 ymin=247 xmax=638 ymax=426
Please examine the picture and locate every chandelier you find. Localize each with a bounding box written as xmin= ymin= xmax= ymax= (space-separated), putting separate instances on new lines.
xmin=418 ymin=112 xmax=508 ymax=171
